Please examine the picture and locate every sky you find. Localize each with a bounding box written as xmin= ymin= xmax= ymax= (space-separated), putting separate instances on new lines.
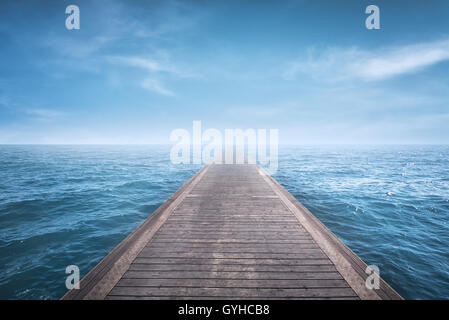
xmin=0 ymin=0 xmax=448 ymax=144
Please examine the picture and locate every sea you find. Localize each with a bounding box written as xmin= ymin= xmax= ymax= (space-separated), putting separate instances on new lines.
xmin=0 ymin=145 xmax=447 ymax=299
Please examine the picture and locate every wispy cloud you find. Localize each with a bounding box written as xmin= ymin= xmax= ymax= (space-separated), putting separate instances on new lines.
xmin=285 ymin=38 xmax=449 ymax=82
xmin=225 ymin=105 xmax=282 ymax=118
xmin=44 ymin=36 xmax=115 ymax=59
xmin=25 ymin=108 xmax=66 ymax=122
xmin=1 ymin=95 xmax=67 ymax=123
xmin=108 ymin=54 xmax=198 ymax=95
xmin=109 ymin=56 xmax=176 ymax=73
xmin=141 ymin=78 xmax=174 ymax=96
xmin=108 ymin=56 xmax=176 ymax=95
xmin=109 ymin=55 xmax=198 ymax=78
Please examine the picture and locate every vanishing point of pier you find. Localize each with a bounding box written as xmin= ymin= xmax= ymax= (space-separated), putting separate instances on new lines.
xmin=63 ymin=164 xmax=401 ymax=300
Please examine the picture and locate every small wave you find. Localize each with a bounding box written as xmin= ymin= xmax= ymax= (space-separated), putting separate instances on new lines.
xmin=115 ymin=180 xmax=162 ymax=191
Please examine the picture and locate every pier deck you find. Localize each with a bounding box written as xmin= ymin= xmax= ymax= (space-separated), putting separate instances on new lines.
xmin=63 ymin=164 xmax=401 ymax=300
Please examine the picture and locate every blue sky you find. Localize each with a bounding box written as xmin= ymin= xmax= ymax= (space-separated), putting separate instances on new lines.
xmin=0 ymin=0 xmax=448 ymax=144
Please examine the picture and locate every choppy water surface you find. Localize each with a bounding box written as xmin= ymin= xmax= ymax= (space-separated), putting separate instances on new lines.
xmin=0 ymin=145 xmax=448 ymax=299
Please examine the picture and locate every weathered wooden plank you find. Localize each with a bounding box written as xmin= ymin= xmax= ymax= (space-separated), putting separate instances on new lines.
xmin=132 ymin=257 xmax=334 ymax=266
xmin=153 ymin=232 xmax=313 ymax=238
xmin=153 ymin=231 xmax=310 ymax=237
xmin=168 ymin=218 xmax=296 ymax=221
xmin=140 ymin=247 xmax=324 ymax=254
xmin=146 ymin=242 xmax=320 ymax=249
xmin=155 ymin=233 xmax=309 ymax=239
xmin=161 ymin=222 xmax=303 ymax=226
xmin=107 ymin=286 xmax=358 ymax=298
xmin=121 ymin=271 xmax=344 ymax=280
xmin=149 ymin=239 xmax=317 ymax=244
xmin=171 ymin=211 xmax=293 ymax=215
xmin=151 ymin=236 xmax=314 ymax=241
xmin=116 ymin=278 xmax=349 ymax=288
xmin=157 ymin=229 xmax=307 ymax=234
xmin=160 ymin=225 xmax=305 ymax=230
xmin=106 ymin=296 xmax=359 ymax=300
xmin=137 ymin=252 xmax=328 ymax=260
xmin=128 ymin=263 xmax=338 ymax=273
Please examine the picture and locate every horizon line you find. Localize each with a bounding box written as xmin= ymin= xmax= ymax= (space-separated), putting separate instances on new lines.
xmin=0 ymin=143 xmax=448 ymax=146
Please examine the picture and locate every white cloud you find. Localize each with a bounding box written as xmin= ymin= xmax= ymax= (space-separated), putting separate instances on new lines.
xmin=108 ymin=55 xmax=195 ymax=95
xmin=25 ymin=108 xmax=67 ymax=122
xmin=109 ymin=56 xmax=175 ymax=73
xmin=108 ymin=54 xmax=199 ymax=96
xmin=285 ymin=39 xmax=449 ymax=82
xmin=109 ymin=55 xmax=198 ymax=78
xmin=141 ymin=78 xmax=174 ymax=96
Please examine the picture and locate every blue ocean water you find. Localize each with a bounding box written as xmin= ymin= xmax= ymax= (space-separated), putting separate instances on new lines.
xmin=0 ymin=145 xmax=448 ymax=299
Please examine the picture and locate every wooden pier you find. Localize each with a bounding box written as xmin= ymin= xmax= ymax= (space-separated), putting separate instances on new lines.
xmin=63 ymin=164 xmax=401 ymax=300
